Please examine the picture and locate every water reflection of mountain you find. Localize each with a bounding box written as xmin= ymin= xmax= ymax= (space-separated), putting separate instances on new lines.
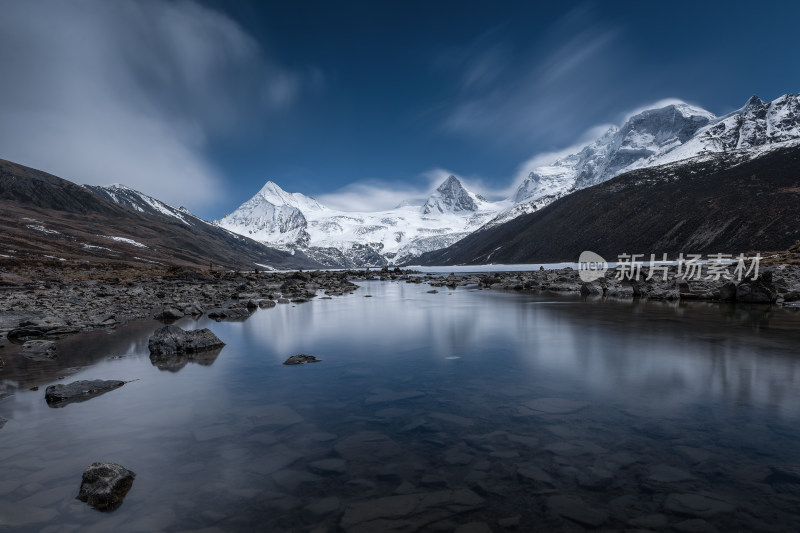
xmin=235 ymin=282 xmax=800 ymax=417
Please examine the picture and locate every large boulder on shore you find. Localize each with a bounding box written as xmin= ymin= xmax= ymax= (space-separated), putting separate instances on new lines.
xmin=45 ymin=379 xmax=126 ymax=407
xmin=736 ymin=279 xmax=777 ymax=303
xmin=147 ymin=325 xmax=225 ymax=357
xmin=76 ymin=462 xmax=135 ymax=511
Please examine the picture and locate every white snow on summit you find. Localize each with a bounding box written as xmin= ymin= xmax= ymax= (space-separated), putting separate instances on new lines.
xmin=218 ymin=175 xmax=509 ymax=265
xmin=488 ymin=94 xmax=800 ymax=228
xmin=217 ymin=93 xmax=800 ymax=266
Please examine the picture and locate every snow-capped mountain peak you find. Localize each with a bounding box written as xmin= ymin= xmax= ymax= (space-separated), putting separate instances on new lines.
xmin=257 ymin=180 xmax=326 ymax=212
xmin=422 ymin=175 xmax=480 ymax=214
xmin=217 ymin=93 xmax=800 ymax=267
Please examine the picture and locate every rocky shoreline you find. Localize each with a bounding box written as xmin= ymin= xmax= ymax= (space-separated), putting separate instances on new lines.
xmin=1 ymin=258 xmax=799 ymax=367
xmin=418 ymin=263 xmax=800 ymax=305
xmin=0 ymin=262 xmax=383 ymax=354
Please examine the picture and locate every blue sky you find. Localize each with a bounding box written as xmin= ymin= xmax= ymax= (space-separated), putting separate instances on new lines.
xmin=1 ymin=0 xmax=798 ymax=219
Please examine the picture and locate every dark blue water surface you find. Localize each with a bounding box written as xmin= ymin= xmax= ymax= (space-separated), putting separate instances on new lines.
xmin=2 ymin=280 xmax=800 ymax=532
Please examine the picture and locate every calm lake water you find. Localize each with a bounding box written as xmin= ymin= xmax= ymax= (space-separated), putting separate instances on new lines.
xmin=2 ymin=280 xmax=800 ymax=532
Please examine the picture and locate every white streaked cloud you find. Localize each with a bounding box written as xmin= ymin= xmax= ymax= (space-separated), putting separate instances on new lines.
xmin=0 ymin=0 xmax=318 ymax=210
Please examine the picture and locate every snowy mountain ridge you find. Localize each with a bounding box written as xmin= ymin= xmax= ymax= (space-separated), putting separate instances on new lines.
xmin=218 ymin=93 xmax=800 ymax=266
xmin=216 ymin=175 xmax=509 ymax=266
xmin=497 ymin=93 xmax=800 ymax=227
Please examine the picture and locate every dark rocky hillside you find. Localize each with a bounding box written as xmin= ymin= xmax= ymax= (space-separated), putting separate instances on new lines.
xmin=0 ymin=159 xmax=320 ymax=270
xmin=412 ymin=146 xmax=800 ymax=265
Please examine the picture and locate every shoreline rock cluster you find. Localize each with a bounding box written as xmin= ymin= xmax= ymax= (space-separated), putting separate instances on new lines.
xmin=2 ymin=260 xmax=799 ymax=362
xmin=0 ymin=265 xmax=417 ymax=352
xmin=417 ymin=264 xmax=800 ymax=305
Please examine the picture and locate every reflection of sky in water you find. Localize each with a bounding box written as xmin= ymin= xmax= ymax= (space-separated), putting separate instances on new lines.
xmin=226 ymin=282 xmax=800 ymax=416
xmin=1 ymin=280 xmax=800 ymax=531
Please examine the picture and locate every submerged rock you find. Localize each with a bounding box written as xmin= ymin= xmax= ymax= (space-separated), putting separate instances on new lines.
xmin=547 ymin=494 xmax=608 ymax=527
xmin=76 ymin=462 xmax=135 ymax=511
xmin=767 ymin=465 xmax=800 ymax=484
xmin=523 ymin=397 xmax=590 ymax=414
xmin=7 ymin=326 xmax=48 ymax=343
xmin=340 ymin=489 xmax=484 ymax=533
xmin=0 ymin=416 xmax=7 ymax=429
xmin=20 ymin=340 xmax=57 ymax=360
xmin=664 ymin=492 xmax=735 ymax=518
xmin=45 ymin=379 xmax=126 ymax=407
xmin=283 ymin=354 xmax=321 ymax=365
xmin=147 ymin=325 xmax=224 ymax=356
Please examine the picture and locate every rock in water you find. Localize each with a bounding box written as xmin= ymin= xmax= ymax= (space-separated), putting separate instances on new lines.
xmin=147 ymin=325 xmax=225 ymax=356
xmin=76 ymin=462 xmax=135 ymax=511
xmin=45 ymin=379 xmax=126 ymax=407
xmin=20 ymin=340 xmax=57 ymax=360
xmin=283 ymin=354 xmax=321 ymax=365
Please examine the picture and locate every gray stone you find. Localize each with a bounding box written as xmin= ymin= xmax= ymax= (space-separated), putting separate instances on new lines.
xmin=365 ymin=390 xmax=425 ymax=405
xmin=147 ymin=325 xmax=224 ymax=356
xmin=580 ymin=282 xmax=603 ymax=296
xmin=283 ymin=354 xmax=321 ymax=365
xmin=259 ymin=300 xmax=277 ymax=308
xmin=45 ymin=379 xmax=125 ymax=407
xmin=767 ymin=464 xmax=800 ymax=484
xmin=673 ymin=518 xmax=720 ymax=533
xmin=547 ymin=494 xmax=607 ymax=527
xmin=507 ymin=434 xmax=539 ymax=448
xmin=0 ymin=416 xmax=6 ymax=429
xmin=455 ymin=522 xmax=493 ymax=533
xmin=428 ymin=412 xmax=474 ymax=427
xmin=543 ymin=440 xmax=606 ymax=457
xmin=444 ymin=450 xmax=474 ymax=466
xmin=340 ymin=489 xmax=484 ymax=533
xmin=206 ymin=307 xmax=251 ymax=320
xmin=498 ymin=515 xmax=521 ymax=528
xmin=76 ymin=462 xmax=135 ymax=511
xmin=517 ymin=464 xmax=554 ymax=486
xmin=673 ymin=446 xmax=711 ymax=464
xmin=523 ymin=397 xmax=590 ymax=414
xmin=735 ymin=280 xmax=776 ymax=303
xmin=664 ymin=493 xmax=735 ymax=518
xmin=154 ymin=307 xmax=183 ymax=320
xmin=272 ymin=469 xmax=321 ymax=492
xmin=308 ymin=458 xmax=347 ymax=475
xmin=247 ymin=405 xmax=304 ymax=429
xmin=628 ymin=513 xmax=668 ymax=528
xmin=648 ymin=464 xmax=695 ymax=483
xmin=577 ymin=466 xmax=614 ymax=491
xmin=249 ymin=451 xmax=303 ymax=475
xmin=305 ymin=496 xmax=340 ymax=516
xmin=20 ymin=340 xmax=57 ymax=360
xmin=334 ymin=433 xmax=405 ymax=462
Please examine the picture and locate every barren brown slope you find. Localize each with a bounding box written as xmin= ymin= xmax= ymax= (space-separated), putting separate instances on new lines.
xmin=0 ymin=159 xmax=320 ymax=270
xmin=412 ymin=145 xmax=800 ymax=265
